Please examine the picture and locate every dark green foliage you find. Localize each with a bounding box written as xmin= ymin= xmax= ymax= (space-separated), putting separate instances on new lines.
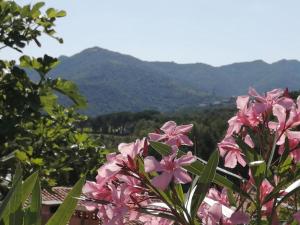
xmin=86 ymin=107 xmax=235 ymax=159
xmin=0 ymin=0 xmax=105 ymax=199
xmin=0 ymin=0 xmax=65 ymax=52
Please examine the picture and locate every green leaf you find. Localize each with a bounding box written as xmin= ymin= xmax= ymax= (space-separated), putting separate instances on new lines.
xmin=51 ymin=78 xmax=87 ymax=108
xmin=32 ymin=2 xmax=45 ymax=11
xmin=40 ymin=88 xmax=58 ymax=114
xmin=278 ymin=156 xmax=292 ymax=174
xmin=190 ymin=150 xmax=219 ymax=218
xmin=24 ymin=177 xmax=41 ymax=225
xmin=31 ymin=2 xmax=44 ymax=18
xmin=0 ymin=164 xmax=23 ymax=225
xmin=31 ymin=158 xmax=44 ymax=166
xmin=56 ymin=10 xmax=66 ymax=17
xmin=15 ymin=150 xmax=28 ymax=161
xmin=21 ymin=171 xmax=39 ymax=203
xmin=46 ymin=8 xmax=56 ymax=18
xmin=0 ymin=151 xmax=16 ymax=162
xmin=46 ymin=176 xmax=86 ymax=225
xmin=19 ymin=55 xmax=31 ymax=68
xmin=227 ymin=189 xmax=236 ymax=207
xmin=174 ymin=184 xmax=185 ymax=204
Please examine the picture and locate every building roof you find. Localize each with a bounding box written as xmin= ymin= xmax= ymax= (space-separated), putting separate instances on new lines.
xmin=41 ymin=187 xmax=89 ymax=211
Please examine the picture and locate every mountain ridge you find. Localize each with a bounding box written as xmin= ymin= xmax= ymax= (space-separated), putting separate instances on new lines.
xmin=49 ymin=46 xmax=300 ymax=115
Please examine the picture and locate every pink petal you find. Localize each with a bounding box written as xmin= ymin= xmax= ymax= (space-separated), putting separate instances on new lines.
xmin=273 ymin=104 xmax=286 ymax=126
xmin=291 ymin=148 xmax=300 ymax=162
xmin=160 ymin=121 xmax=177 ymax=134
xmin=224 ymin=151 xmax=237 ymax=168
xmin=144 ymin=156 xmax=162 ymax=172
xmin=176 ymin=151 xmax=196 ymax=166
xmin=177 ymin=134 xmax=194 ymax=146
xmin=82 ymin=181 xmax=99 ymax=194
xmin=267 ymin=88 xmax=284 ymax=99
xmin=277 ymin=97 xmax=295 ymax=110
xmin=151 ymin=172 xmax=173 ymax=190
xmin=253 ymin=102 xmax=267 ymax=114
xmin=209 ymin=203 xmax=222 ymax=222
xmin=237 ymin=154 xmax=247 ymax=167
xmin=248 ymin=87 xmax=260 ymax=98
xmin=230 ymin=211 xmax=250 ymax=224
xmin=149 ymin=133 xmax=165 ymax=141
xmin=244 ymin=134 xmax=254 ymax=148
xmin=174 ymin=124 xmax=193 ymax=134
xmin=165 ymin=137 xmax=178 ymax=146
xmin=249 ymin=87 xmax=267 ymax=103
xmin=287 ymin=131 xmax=300 ymax=141
xmin=276 ymin=133 xmax=286 ymax=146
xmin=106 ymin=152 xmax=118 ymax=162
xmin=118 ymin=142 xmax=135 ymax=158
xmin=236 ymin=95 xmax=249 ymax=110
xmin=173 ymin=168 xmax=192 ymax=184
xmin=227 ymin=116 xmax=242 ymax=136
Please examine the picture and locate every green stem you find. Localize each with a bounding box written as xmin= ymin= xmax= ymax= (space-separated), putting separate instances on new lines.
xmin=256 ymin=188 xmax=262 ymax=225
xmin=267 ymin=134 xmax=277 ymax=169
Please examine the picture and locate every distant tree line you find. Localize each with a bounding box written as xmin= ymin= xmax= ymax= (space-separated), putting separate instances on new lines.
xmin=83 ymin=108 xmax=235 ymax=160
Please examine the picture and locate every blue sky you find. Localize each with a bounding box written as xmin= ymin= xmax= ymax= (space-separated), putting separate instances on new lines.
xmin=2 ymin=0 xmax=300 ymax=66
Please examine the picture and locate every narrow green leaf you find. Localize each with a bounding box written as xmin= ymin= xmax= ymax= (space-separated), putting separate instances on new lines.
xmin=46 ymin=176 xmax=86 ymax=225
xmin=21 ymin=171 xmax=39 ymax=203
xmin=0 ymin=151 xmax=16 ymax=162
xmin=190 ymin=150 xmax=219 ymax=218
xmin=227 ymin=189 xmax=236 ymax=207
xmin=0 ymin=164 xmax=23 ymax=225
xmin=24 ymin=177 xmax=41 ymax=225
xmin=174 ymin=184 xmax=185 ymax=204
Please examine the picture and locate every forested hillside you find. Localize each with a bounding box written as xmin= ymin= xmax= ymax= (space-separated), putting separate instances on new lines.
xmin=48 ymin=47 xmax=300 ymax=115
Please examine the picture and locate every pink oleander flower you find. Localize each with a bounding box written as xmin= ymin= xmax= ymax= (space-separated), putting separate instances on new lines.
xmin=149 ymin=121 xmax=193 ymax=146
xmin=96 ymin=184 xmax=133 ymax=225
xmin=94 ymin=138 xmax=148 ymax=186
xmin=118 ymin=138 xmax=147 ymax=159
xmin=249 ymin=87 xmax=294 ymax=113
xmin=144 ymin=151 xmax=196 ymax=190
xmin=278 ymin=138 xmax=300 ymax=162
xmin=226 ymin=95 xmax=261 ymax=137
xmin=83 ymin=181 xmax=112 ymax=203
xmin=259 ymin=179 xmax=274 ymax=214
xmin=198 ymin=188 xmax=249 ymax=225
xmin=269 ymin=104 xmax=300 ymax=145
xmin=218 ymin=137 xmax=247 ymax=168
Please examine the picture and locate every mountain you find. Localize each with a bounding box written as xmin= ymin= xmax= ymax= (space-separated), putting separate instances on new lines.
xmin=49 ymin=47 xmax=300 ymax=115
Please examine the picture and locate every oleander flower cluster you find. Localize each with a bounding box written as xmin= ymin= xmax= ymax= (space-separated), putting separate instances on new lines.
xmin=218 ymin=88 xmax=300 ymax=223
xmin=83 ymin=88 xmax=300 ymax=225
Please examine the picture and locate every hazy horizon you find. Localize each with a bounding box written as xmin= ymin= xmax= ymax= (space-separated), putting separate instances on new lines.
xmin=59 ymin=46 xmax=300 ymax=67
